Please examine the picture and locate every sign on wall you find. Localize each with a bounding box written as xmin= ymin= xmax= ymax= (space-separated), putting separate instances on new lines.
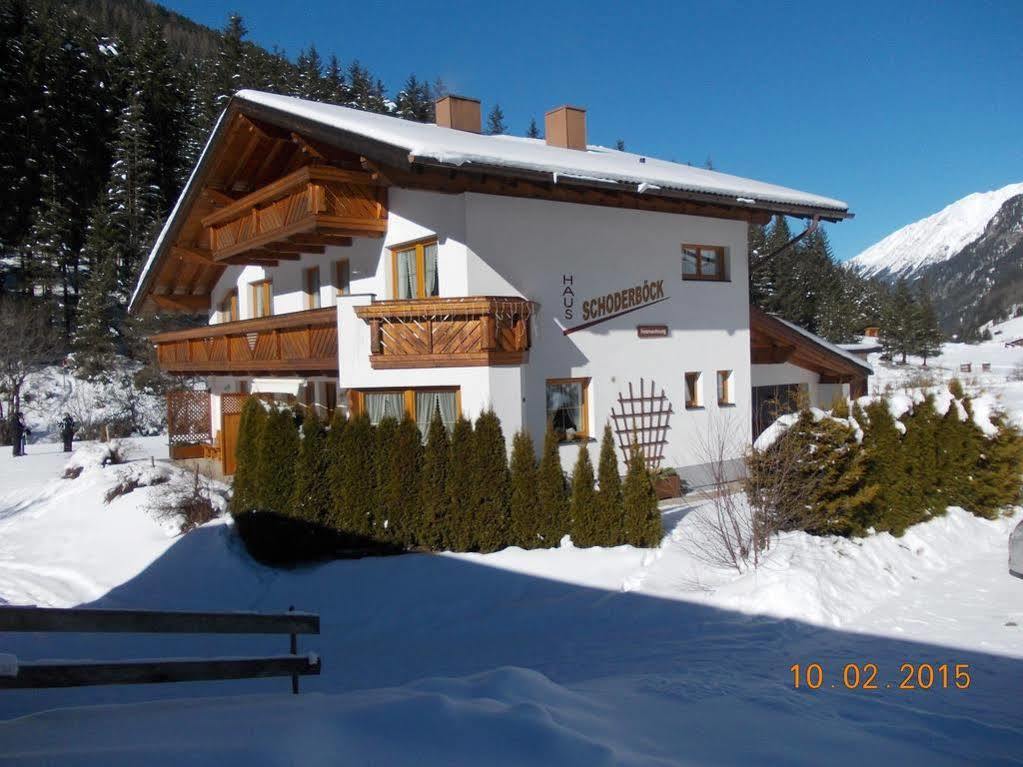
xmin=562 ymin=278 xmax=668 ymax=335
xmin=637 ymin=325 xmax=668 ymax=338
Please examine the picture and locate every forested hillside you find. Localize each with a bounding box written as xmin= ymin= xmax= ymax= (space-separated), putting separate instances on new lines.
xmin=0 ymin=0 xmax=941 ymax=383
xmin=0 ymin=0 xmax=447 ymax=375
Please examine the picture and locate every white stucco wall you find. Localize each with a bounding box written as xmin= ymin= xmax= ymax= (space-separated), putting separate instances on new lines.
xmin=206 ymin=187 xmax=753 ymax=475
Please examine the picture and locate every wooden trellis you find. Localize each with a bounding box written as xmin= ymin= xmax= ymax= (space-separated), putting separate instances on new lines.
xmin=609 ymin=379 xmax=673 ymax=470
xmin=166 ymin=390 xmax=211 ymax=446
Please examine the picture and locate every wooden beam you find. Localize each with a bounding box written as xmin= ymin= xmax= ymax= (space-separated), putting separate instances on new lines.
xmin=291 ymin=131 xmax=326 ymax=161
xmin=202 ymin=187 xmax=237 ymax=206
xmin=268 ymin=241 xmax=326 ymax=254
xmin=0 ymin=605 xmax=319 ymax=635
xmin=151 ymin=294 xmax=210 ymax=312
xmin=170 ymin=245 xmax=214 ymax=265
xmin=290 ymin=234 xmax=353 ymax=247
xmin=360 ymin=156 xmax=395 ymax=186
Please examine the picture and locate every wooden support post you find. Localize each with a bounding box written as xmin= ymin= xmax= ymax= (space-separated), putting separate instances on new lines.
xmin=289 ymin=605 xmax=299 ymax=695
xmin=370 ymin=319 xmax=382 ymax=354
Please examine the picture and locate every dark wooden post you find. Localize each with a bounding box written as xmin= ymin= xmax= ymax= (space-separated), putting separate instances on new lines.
xmin=289 ymin=605 xmax=299 ymax=695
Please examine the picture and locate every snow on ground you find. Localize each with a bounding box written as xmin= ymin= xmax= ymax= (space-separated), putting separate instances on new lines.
xmin=1 ymin=344 xmax=1023 ymax=763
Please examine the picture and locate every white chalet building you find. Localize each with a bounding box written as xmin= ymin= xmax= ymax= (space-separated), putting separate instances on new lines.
xmin=131 ymin=91 xmax=869 ymax=484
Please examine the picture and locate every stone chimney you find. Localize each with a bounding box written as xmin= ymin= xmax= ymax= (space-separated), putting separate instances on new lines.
xmin=545 ymin=105 xmax=587 ymax=150
xmin=434 ymin=95 xmax=482 ymax=133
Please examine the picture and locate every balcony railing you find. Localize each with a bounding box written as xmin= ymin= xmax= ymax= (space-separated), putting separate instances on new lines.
xmin=354 ymin=296 xmax=534 ymax=369
xmin=151 ymin=307 xmax=339 ymax=376
xmin=201 ymin=165 xmax=388 ymax=263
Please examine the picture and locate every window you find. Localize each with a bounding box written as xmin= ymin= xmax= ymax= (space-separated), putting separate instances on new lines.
xmin=304 ymin=267 xmax=321 ymax=310
xmin=352 ymin=387 xmax=460 ymax=438
xmin=717 ymin=370 xmax=734 ymax=406
xmin=250 ymin=279 xmax=273 ymax=318
xmin=219 ymin=289 xmax=238 ymax=323
xmin=682 ymin=244 xmax=726 ymax=281
xmin=391 ymin=238 xmax=439 ymax=299
xmin=684 ymin=372 xmax=702 ymax=409
xmin=546 ymin=378 xmax=589 ymax=442
xmin=335 ymin=259 xmax=350 ymax=299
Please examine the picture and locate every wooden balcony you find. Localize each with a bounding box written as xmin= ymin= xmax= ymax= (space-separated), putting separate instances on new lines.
xmin=201 ymin=165 xmax=388 ymax=264
xmin=354 ymin=297 xmax=534 ymax=369
xmin=151 ymin=307 xmax=338 ymax=376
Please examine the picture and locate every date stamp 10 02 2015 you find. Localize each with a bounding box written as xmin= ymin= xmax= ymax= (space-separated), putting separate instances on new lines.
xmin=790 ymin=662 xmax=972 ymax=691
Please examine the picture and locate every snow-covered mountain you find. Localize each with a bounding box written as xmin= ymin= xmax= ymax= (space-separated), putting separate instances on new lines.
xmin=848 ymin=182 xmax=1023 ymax=281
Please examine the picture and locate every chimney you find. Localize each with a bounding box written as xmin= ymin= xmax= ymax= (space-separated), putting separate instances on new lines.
xmin=434 ymin=95 xmax=481 ymax=133
xmin=545 ymin=105 xmax=587 ymax=150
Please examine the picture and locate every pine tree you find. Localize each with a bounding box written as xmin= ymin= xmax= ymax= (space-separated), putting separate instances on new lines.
xmin=334 ymin=413 xmax=376 ymax=536
xmin=108 ymin=81 xmax=160 ymax=299
xmin=622 ymin=443 xmax=661 ymax=547
xmin=526 ymin=118 xmax=541 ymax=139
xmin=912 ymin=284 xmax=943 ymax=365
xmin=536 ymin=422 xmax=569 ymax=547
xmin=508 ymin=429 xmax=539 ymax=548
xmin=595 ymin=425 xmax=624 ymax=545
xmin=445 ymin=416 xmax=475 ymax=550
xmin=290 ymin=411 xmax=331 ymax=524
xmin=881 ymin=279 xmax=917 ymax=363
xmin=614 ymin=139 xmax=625 ymax=151
xmin=256 ymin=407 xmax=300 ymax=515
xmin=323 ymin=54 xmax=348 ymax=104
xmin=419 ymin=410 xmax=450 ymax=549
xmin=486 ymin=104 xmax=507 ymax=135
xmin=395 ymin=74 xmax=433 ymax=122
xmin=230 ymin=397 xmax=267 ymax=515
xmin=381 ymin=414 xmax=423 ymax=547
xmin=970 ymin=412 xmax=1023 ymax=517
xmin=74 ymin=196 xmax=121 ymax=377
xmin=470 ymin=409 xmax=510 ymax=552
xmin=569 ymin=444 xmax=598 ymax=546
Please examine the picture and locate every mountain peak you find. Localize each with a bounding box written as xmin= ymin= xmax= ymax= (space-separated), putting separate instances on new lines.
xmin=848 ymin=181 xmax=1023 ymax=280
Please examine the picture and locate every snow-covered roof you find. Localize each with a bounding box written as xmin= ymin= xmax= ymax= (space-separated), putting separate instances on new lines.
xmin=771 ymin=315 xmax=874 ymax=374
xmin=234 ymin=90 xmax=850 ymax=215
xmin=838 ymin=338 xmax=883 ymax=353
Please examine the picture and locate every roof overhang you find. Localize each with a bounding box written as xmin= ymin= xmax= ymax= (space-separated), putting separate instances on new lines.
xmin=750 ymin=305 xmax=873 ymax=381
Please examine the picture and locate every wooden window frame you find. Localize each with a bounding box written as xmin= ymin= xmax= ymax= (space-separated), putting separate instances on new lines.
xmin=390 ymin=237 xmax=439 ymax=299
xmin=219 ymin=289 xmax=238 ymax=323
xmin=684 ymin=371 xmax=702 ymax=409
xmin=249 ymin=279 xmax=273 ymax=318
xmin=681 ymin=244 xmax=727 ymax=282
xmin=349 ymin=386 xmax=461 ymax=423
xmin=303 ymin=267 xmax=321 ymax=310
xmin=717 ymin=369 xmax=734 ymax=406
xmin=545 ymin=377 xmax=591 ymax=443
xmin=334 ymin=259 xmax=350 ymax=298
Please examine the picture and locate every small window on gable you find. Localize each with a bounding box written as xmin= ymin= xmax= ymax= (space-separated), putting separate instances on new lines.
xmin=304 ymin=267 xmax=321 ymax=309
xmin=335 ymin=259 xmax=350 ymax=298
xmin=391 ymin=239 xmax=439 ymax=299
xmin=684 ymin=372 xmax=702 ymax=409
xmin=682 ymin=244 xmax=727 ymax=281
xmin=717 ymin=370 xmax=734 ymax=406
xmin=219 ymin=289 xmax=238 ymax=323
xmin=250 ymin=279 xmax=272 ymax=318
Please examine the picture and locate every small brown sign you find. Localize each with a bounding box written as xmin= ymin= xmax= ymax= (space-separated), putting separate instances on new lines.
xmin=637 ymin=325 xmax=668 ymax=338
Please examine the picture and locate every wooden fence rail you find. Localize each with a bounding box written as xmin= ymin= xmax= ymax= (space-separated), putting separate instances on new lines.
xmin=0 ymin=606 xmax=321 ymax=694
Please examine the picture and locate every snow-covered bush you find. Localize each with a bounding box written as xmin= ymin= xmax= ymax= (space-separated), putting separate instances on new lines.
xmin=62 ymin=440 xmax=133 ymax=479
xmin=748 ymin=381 xmax=1023 ymax=539
xmin=148 ymin=466 xmax=229 ymax=534
xmin=104 ymin=463 xmax=171 ymax=503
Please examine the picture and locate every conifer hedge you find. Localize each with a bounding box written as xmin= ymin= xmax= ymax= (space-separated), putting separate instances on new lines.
xmin=749 ymin=381 xmax=1023 ymax=537
xmin=229 ymin=397 xmax=670 ymax=559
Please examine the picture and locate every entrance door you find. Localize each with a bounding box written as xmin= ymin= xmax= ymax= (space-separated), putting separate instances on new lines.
xmin=220 ymin=393 xmax=249 ymax=476
xmin=221 ymin=412 xmax=241 ymax=475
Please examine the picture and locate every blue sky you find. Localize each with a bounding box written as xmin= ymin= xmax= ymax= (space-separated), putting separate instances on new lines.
xmin=163 ymin=0 xmax=1022 ymax=260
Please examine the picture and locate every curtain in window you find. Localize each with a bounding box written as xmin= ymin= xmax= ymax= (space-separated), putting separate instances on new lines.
xmin=682 ymin=247 xmax=698 ymax=276
xmin=365 ymin=392 xmax=404 ymax=425
xmin=415 ymin=390 xmax=457 ymax=438
xmin=423 ymin=243 xmax=439 ymax=297
xmin=546 ymin=382 xmax=582 ymax=438
xmin=700 ymin=248 xmax=719 ymax=278
xmin=397 ymin=249 xmax=417 ymax=299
